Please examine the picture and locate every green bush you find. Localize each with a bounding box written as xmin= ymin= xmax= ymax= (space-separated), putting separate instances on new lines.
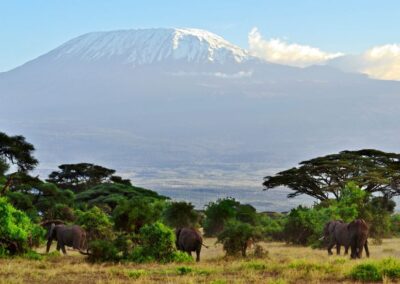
xmin=170 ymin=251 xmax=194 ymax=263
xmin=88 ymin=239 xmax=120 ymax=262
xmin=22 ymin=250 xmax=43 ymax=261
xmin=76 ymin=206 xmax=114 ymax=241
xmin=217 ymin=220 xmax=262 ymax=257
xmin=349 ymin=258 xmax=400 ymax=282
xmin=204 ymin=198 xmax=261 ymax=237
xmin=390 ymin=214 xmax=400 ymax=236
xmin=129 ymin=222 xmax=176 ymax=263
xmin=177 ymin=266 xmax=193 ymax=275
xmin=113 ymin=198 xmax=166 ymax=233
xmin=259 ymin=214 xmax=286 ymax=241
xmin=350 ymin=263 xmax=382 ymax=281
xmin=163 ymin=201 xmax=199 ymax=229
xmin=0 ymin=197 xmax=43 ymax=254
xmin=380 ymin=258 xmax=400 ymax=279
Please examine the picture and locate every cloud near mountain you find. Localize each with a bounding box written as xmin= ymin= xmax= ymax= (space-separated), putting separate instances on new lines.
xmin=248 ymin=27 xmax=400 ymax=81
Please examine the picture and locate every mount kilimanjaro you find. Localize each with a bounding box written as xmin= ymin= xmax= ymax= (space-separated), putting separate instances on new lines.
xmin=1 ymin=28 xmax=400 ymax=211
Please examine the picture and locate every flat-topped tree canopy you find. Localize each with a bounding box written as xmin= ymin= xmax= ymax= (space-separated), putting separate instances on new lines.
xmin=47 ymin=163 xmax=130 ymax=193
xmin=0 ymin=132 xmax=38 ymax=173
xmin=263 ymin=149 xmax=400 ymax=201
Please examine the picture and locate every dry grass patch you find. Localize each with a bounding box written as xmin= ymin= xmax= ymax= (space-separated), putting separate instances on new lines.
xmin=1 ymin=238 xmax=400 ymax=283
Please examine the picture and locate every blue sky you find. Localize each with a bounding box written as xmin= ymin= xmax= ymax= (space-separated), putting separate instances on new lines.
xmin=1 ymin=0 xmax=399 ymax=72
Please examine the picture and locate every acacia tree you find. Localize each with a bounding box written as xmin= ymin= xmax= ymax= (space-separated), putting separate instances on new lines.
xmin=263 ymin=149 xmax=400 ymax=201
xmin=0 ymin=132 xmax=38 ymax=195
xmin=47 ymin=163 xmax=130 ymax=192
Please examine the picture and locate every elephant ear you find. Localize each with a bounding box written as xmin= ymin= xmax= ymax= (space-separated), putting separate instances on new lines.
xmin=328 ymin=221 xmax=337 ymax=234
xmin=47 ymin=223 xmax=56 ymax=240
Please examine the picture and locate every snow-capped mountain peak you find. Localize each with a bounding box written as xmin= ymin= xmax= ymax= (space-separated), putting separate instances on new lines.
xmin=48 ymin=28 xmax=250 ymax=65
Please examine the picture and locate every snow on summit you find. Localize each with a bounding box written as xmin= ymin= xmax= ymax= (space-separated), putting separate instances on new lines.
xmin=50 ymin=28 xmax=249 ymax=65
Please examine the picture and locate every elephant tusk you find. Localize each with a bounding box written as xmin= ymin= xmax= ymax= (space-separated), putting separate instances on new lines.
xmin=319 ymin=236 xmax=325 ymax=241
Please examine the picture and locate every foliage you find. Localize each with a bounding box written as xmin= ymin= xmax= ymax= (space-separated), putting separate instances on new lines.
xmin=259 ymin=214 xmax=286 ymax=241
xmin=217 ymin=220 xmax=262 ymax=256
xmin=263 ymin=149 xmax=400 ymax=200
xmin=0 ymin=132 xmax=38 ymax=196
xmin=88 ymin=239 xmax=120 ymax=262
xmin=204 ymin=198 xmax=241 ymax=236
xmin=390 ymin=214 xmax=400 ymax=236
xmin=47 ymin=163 xmax=128 ymax=192
xmin=0 ymin=132 xmax=38 ymax=173
xmin=0 ymin=197 xmax=44 ymax=254
xmin=113 ymin=197 xmax=166 ymax=233
xmin=281 ymin=182 xmax=396 ymax=245
xmin=129 ymin=222 xmax=176 ymax=263
xmin=76 ymin=183 xmax=167 ymax=210
xmin=349 ymin=258 xmax=400 ymax=282
xmin=75 ymin=206 xmax=114 ymax=241
xmin=282 ymin=206 xmax=327 ymax=245
xmin=163 ymin=201 xmax=199 ymax=229
xmin=6 ymin=181 xmax=75 ymax=221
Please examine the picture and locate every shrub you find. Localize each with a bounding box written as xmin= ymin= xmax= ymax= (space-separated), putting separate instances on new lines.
xmin=22 ymin=250 xmax=43 ymax=261
xmin=380 ymin=258 xmax=400 ymax=279
xmin=170 ymin=251 xmax=194 ymax=263
xmin=130 ymin=222 xmax=176 ymax=262
xmin=88 ymin=239 xmax=120 ymax=262
xmin=75 ymin=206 xmax=114 ymax=241
xmin=390 ymin=214 xmax=400 ymax=236
xmin=350 ymin=263 xmax=381 ymax=282
xmin=259 ymin=214 xmax=286 ymax=241
xmin=217 ymin=220 xmax=262 ymax=257
xmin=177 ymin=266 xmax=193 ymax=275
xmin=0 ymin=197 xmax=43 ymax=254
xmin=163 ymin=201 xmax=199 ymax=229
xmin=349 ymin=258 xmax=400 ymax=282
xmin=282 ymin=206 xmax=328 ymax=245
xmin=113 ymin=198 xmax=166 ymax=233
xmin=203 ymin=198 xmax=240 ymax=236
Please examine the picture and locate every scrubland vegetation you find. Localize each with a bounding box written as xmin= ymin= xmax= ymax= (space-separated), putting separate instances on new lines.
xmin=2 ymin=131 xmax=400 ymax=283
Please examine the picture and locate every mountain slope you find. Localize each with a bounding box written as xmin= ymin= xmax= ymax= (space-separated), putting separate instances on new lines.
xmin=1 ymin=28 xmax=400 ymax=211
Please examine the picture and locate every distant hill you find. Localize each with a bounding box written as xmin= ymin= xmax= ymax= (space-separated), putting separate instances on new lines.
xmin=1 ymin=28 xmax=400 ymax=211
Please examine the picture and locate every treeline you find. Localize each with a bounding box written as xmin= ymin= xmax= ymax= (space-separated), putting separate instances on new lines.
xmin=1 ymin=131 xmax=400 ymax=262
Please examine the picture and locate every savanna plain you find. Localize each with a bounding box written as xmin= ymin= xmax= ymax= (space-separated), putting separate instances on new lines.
xmin=1 ymin=238 xmax=400 ymax=283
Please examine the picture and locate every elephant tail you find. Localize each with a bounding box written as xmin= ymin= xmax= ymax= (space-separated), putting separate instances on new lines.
xmin=201 ymin=242 xmax=209 ymax=249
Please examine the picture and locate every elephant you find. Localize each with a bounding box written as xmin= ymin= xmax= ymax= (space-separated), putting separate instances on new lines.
xmin=348 ymin=219 xmax=370 ymax=259
xmin=322 ymin=220 xmax=350 ymax=255
xmin=46 ymin=223 xmax=89 ymax=255
xmin=175 ymin=228 xmax=206 ymax=262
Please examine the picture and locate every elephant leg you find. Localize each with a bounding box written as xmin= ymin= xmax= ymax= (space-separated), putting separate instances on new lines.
xmin=344 ymin=246 xmax=349 ymax=255
xmin=46 ymin=239 xmax=53 ymax=253
xmin=56 ymin=242 xmax=61 ymax=252
xmin=60 ymin=244 xmax=67 ymax=255
xmin=364 ymin=241 xmax=370 ymax=258
xmin=357 ymin=244 xmax=364 ymax=258
xmin=196 ymin=248 xmax=201 ymax=262
xmin=350 ymin=241 xmax=357 ymax=259
xmin=327 ymin=242 xmax=335 ymax=255
xmin=336 ymin=244 xmax=341 ymax=255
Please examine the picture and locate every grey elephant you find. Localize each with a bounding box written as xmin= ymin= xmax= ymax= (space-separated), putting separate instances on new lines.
xmin=46 ymin=223 xmax=89 ymax=255
xmin=322 ymin=220 xmax=350 ymax=255
xmin=175 ymin=228 xmax=206 ymax=262
xmin=348 ymin=219 xmax=370 ymax=259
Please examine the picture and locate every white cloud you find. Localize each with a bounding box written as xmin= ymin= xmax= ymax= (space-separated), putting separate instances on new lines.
xmin=360 ymin=45 xmax=400 ymax=80
xmin=248 ymin=27 xmax=400 ymax=81
xmin=248 ymin=27 xmax=343 ymax=67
